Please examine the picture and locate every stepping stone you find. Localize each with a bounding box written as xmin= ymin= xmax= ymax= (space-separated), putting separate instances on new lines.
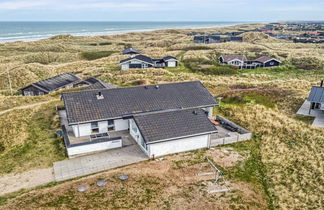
xmin=119 ymin=175 xmax=129 ymax=181
xmin=97 ymin=180 xmax=107 ymax=187
xmin=77 ymin=186 xmax=89 ymax=192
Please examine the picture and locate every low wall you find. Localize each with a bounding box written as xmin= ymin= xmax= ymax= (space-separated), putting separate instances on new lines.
xmin=62 ymin=125 xmax=122 ymax=157
xmin=210 ymin=116 xmax=252 ymax=147
xmin=216 ymin=115 xmax=250 ymax=134
xmin=67 ymin=139 xmax=122 ymax=157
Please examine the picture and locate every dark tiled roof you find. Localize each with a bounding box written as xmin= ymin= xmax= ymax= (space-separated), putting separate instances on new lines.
xmin=62 ymin=81 xmax=218 ymax=124
xmin=75 ymin=78 xmax=116 ymax=90
xmin=307 ymin=86 xmax=324 ymax=103
xmin=122 ymin=48 xmax=140 ymax=55
xmin=86 ymin=81 xmax=116 ymax=90
xmin=120 ymin=55 xmax=153 ymax=65
xmin=21 ymin=73 xmax=81 ymax=93
xmin=133 ymin=109 xmax=217 ymax=143
xmin=221 ymin=55 xmax=247 ymax=63
xmin=163 ymin=56 xmax=178 ymax=61
xmin=254 ymin=56 xmax=280 ymax=63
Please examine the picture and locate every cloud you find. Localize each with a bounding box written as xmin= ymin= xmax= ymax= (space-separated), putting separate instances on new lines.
xmin=0 ymin=0 xmax=247 ymax=11
xmin=0 ymin=0 xmax=52 ymax=10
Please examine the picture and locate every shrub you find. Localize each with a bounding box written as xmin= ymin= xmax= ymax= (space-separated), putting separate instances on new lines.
xmin=81 ymin=51 xmax=116 ymax=60
xmin=291 ymin=57 xmax=324 ymax=70
xmin=24 ymin=52 xmax=60 ymax=64
xmin=181 ymin=45 xmax=211 ymax=51
xmin=183 ymin=58 xmax=237 ymax=75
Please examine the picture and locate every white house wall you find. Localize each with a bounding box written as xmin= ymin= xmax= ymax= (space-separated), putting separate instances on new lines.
xmin=99 ymin=121 xmax=108 ymax=133
xmin=147 ymin=134 xmax=209 ymax=158
xmin=72 ymin=123 xmax=91 ymax=137
xmin=114 ymin=119 xmax=129 ymax=131
xmin=129 ymin=119 xmax=149 ymax=155
xmin=67 ymin=139 xmax=122 ymax=157
xmin=121 ymin=64 xmax=129 ymax=70
xmin=202 ymin=107 xmax=213 ymax=118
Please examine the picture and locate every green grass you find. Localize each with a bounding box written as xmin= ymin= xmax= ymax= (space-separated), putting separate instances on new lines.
xmin=81 ymin=51 xmax=116 ymax=60
xmin=222 ymin=137 xmax=274 ymax=210
xmin=0 ymin=102 xmax=66 ymax=174
xmin=222 ymin=93 xmax=276 ymax=108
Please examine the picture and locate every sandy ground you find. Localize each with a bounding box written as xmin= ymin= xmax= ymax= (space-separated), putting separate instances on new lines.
xmin=0 ymin=168 xmax=54 ymax=196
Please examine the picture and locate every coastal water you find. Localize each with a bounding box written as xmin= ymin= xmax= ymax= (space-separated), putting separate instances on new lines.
xmin=0 ymin=21 xmax=248 ymax=43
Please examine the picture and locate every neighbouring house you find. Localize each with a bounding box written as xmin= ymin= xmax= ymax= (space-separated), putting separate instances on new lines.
xmin=20 ymin=73 xmax=81 ymax=96
xmin=193 ymin=35 xmax=243 ymax=44
xmin=61 ymin=81 xmax=218 ymax=157
xmin=254 ymin=56 xmax=281 ymax=67
xmin=219 ymin=55 xmax=247 ymax=67
xmin=74 ymin=77 xmax=116 ymax=90
xmin=296 ymin=80 xmax=324 ymax=127
xmin=122 ymin=48 xmax=140 ymax=55
xmin=219 ymin=55 xmax=280 ymax=69
xmin=119 ymin=55 xmax=178 ymax=70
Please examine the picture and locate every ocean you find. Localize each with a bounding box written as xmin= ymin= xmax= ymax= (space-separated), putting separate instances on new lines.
xmin=0 ymin=21 xmax=248 ymax=43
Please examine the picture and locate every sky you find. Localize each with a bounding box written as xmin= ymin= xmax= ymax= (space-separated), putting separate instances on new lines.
xmin=0 ymin=0 xmax=323 ymax=21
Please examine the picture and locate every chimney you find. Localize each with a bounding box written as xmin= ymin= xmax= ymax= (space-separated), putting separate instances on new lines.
xmin=192 ymin=110 xmax=198 ymax=115
xmin=321 ymin=80 xmax=323 ymax=87
xmin=96 ymin=91 xmax=104 ymax=99
xmin=155 ymin=85 xmax=159 ymax=89
xmin=144 ymin=86 xmax=148 ymax=89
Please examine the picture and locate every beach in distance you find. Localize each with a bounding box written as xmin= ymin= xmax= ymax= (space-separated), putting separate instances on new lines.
xmin=0 ymin=21 xmax=250 ymax=43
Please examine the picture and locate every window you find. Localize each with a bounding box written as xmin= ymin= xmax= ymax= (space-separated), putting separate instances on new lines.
xmin=91 ymin=122 xmax=98 ymax=129
xmin=24 ymin=91 xmax=34 ymax=96
xmin=91 ymin=122 xmax=99 ymax=134
xmin=269 ymin=62 xmax=274 ymax=65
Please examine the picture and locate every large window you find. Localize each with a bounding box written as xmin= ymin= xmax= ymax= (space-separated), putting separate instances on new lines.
xmin=108 ymin=120 xmax=115 ymax=131
xmin=91 ymin=122 xmax=99 ymax=134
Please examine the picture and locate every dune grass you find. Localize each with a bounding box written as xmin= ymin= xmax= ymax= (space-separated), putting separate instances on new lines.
xmin=0 ymin=101 xmax=66 ymax=175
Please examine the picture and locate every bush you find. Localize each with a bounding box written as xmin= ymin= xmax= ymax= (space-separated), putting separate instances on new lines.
xmin=183 ymin=58 xmax=238 ymax=75
xmin=24 ymin=52 xmax=60 ymax=64
xmin=81 ymin=51 xmax=116 ymax=60
xmin=291 ymin=57 xmax=324 ymax=70
xmin=181 ymin=45 xmax=211 ymax=51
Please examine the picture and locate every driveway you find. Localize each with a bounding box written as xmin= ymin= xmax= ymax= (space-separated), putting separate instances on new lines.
xmin=53 ymin=142 xmax=148 ymax=181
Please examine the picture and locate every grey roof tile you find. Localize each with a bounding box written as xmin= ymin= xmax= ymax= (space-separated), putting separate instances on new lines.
xmin=133 ymin=109 xmax=217 ymax=143
xmin=22 ymin=73 xmax=81 ymax=93
xmin=62 ymin=81 xmax=218 ymax=124
xmin=308 ymin=86 xmax=324 ymax=103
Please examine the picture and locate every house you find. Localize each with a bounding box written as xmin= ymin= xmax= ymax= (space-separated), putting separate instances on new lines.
xmin=219 ymin=55 xmax=247 ymax=67
xmin=20 ymin=73 xmax=81 ymax=96
xmin=119 ymin=55 xmax=178 ymax=70
xmin=254 ymin=56 xmax=281 ymax=67
xmin=74 ymin=78 xmax=116 ymax=90
xmin=61 ymin=81 xmax=218 ymax=157
xmin=122 ymin=48 xmax=140 ymax=55
xmin=219 ymin=55 xmax=280 ymax=69
xmin=306 ymin=81 xmax=324 ymax=113
xmin=230 ymin=36 xmax=243 ymax=42
xmin=193 ymin=35 xmax=221 ymax=44
xmin=296 ymin=81 xmax=324 ymax=127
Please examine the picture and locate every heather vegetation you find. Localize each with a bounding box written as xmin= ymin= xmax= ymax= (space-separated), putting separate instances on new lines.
xmin=0 ymin=24 xmax=323 ymax=209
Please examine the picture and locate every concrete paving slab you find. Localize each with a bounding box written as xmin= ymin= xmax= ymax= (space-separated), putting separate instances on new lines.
xmin=296 ymin=100 xmax=324 ymax=127
xmin=53 ymin=143 xmax=148 ymax=181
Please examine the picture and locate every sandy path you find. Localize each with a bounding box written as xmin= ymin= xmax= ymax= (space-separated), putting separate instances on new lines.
xmin=0 ymin=168 xmax=54 ymax=196
xmin=0 ymin=100 xmax=58 ymax=115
